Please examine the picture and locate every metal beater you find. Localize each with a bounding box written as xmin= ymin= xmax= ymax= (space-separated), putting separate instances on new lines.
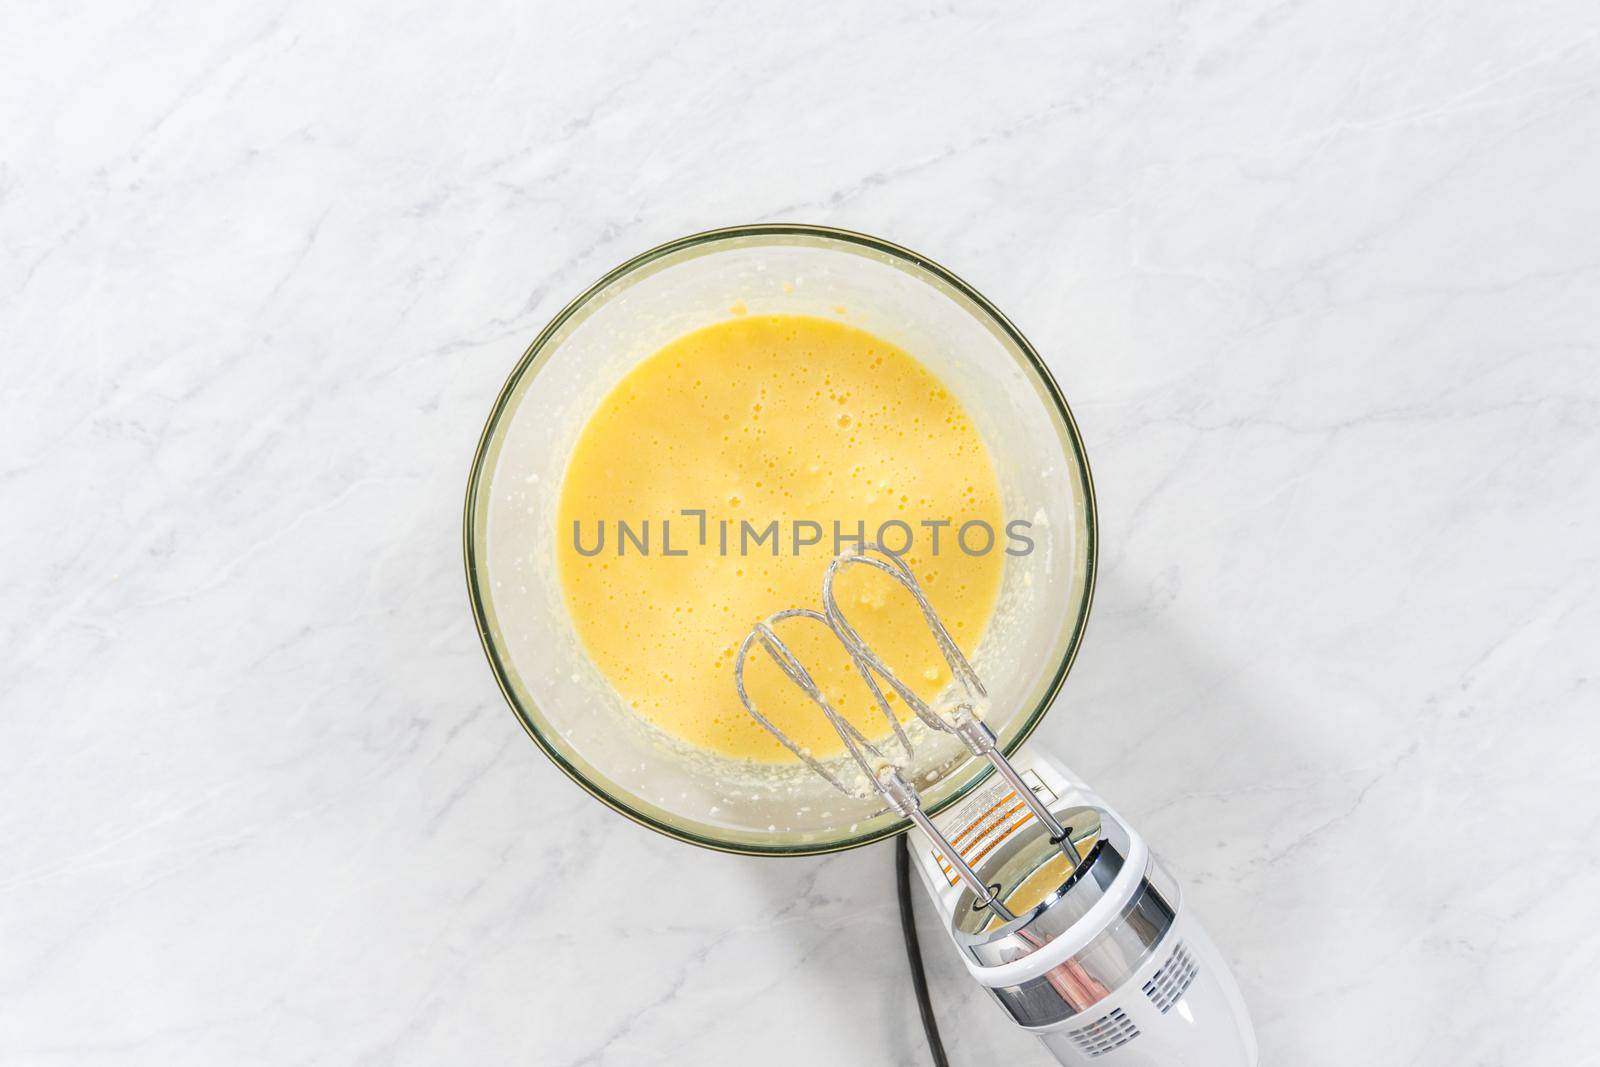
xmin=733 ymin=544 xmax=1082 ymax=920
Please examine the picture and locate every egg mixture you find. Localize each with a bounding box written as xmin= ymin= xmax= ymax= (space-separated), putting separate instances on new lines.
xmin=556 ymin=313 xmax=1004 ymax=762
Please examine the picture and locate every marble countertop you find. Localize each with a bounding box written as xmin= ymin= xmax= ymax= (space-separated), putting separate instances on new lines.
xmin=4 ymin=2 xmax=1598 ymax=1064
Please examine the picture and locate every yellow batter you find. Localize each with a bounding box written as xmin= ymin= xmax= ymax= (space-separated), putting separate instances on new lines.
xmin=556 ymin=313 xmax=1004 ymax=762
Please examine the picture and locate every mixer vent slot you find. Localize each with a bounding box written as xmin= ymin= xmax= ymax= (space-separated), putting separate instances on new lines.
xmin=1065 ymin=1007 xmax=1140 ymax=1058
xmin=1143 ymin=940 xmax=1199 ymax=1014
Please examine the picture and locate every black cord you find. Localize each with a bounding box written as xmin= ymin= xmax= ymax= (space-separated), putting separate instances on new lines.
xmin=897 ymin=834 xmax=950 ymax=1067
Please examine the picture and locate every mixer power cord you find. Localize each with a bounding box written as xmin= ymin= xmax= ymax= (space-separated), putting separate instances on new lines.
xmin=897 ymin=834 xmax=951 ymax=1067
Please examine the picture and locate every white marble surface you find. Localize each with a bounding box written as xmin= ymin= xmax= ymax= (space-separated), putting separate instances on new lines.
xmin=4 ymin=2 xmax=1599 ymax=1064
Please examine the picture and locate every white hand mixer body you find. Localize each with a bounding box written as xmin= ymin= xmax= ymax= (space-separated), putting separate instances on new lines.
xmin=736 ymin=545 xmax=1257 ymax=1067
xmin=910 ymin=746 xmax=1256 ymax=1066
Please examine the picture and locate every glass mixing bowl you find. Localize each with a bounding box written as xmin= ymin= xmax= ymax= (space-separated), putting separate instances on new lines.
xmin=464 ymin=224 xmax=1097 ymax=855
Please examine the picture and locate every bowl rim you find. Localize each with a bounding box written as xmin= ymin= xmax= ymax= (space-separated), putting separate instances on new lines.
xmin=462 ymin=222 xmax=1098 ymax=856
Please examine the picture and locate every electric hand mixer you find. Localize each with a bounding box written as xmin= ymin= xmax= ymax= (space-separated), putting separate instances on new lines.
xmin=736 ymin=544 xmax=1256 ymax=1065
xmin=464 ymin=225 xmax=1257 ymax=1066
